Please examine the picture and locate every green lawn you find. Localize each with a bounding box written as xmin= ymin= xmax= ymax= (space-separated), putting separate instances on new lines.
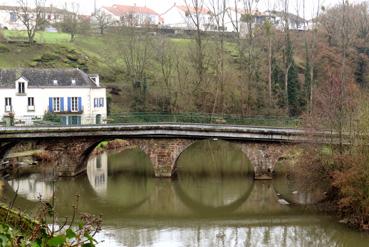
xmin=3 ymin=30 xmax=71 ymax=44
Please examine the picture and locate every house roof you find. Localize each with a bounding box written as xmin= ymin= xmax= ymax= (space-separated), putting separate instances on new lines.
xmin=0 ymin=5 xmax=18 ymax=11
xmin=0 ymin=68 xmax=99 ymax=88
xmin=266 ymin=10 xmax=307 ymax=23
xmin=103 ymin=4 xmax=159 ymax=17
xmin=176 ymin=5 xmax=210 ymax=15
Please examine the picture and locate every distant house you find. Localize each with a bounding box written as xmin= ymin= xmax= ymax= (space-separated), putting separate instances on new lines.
xmin=0 ymin=5 xmax=24 ymax=30
xmin=100 ymin=4 xmax=161 ymax=27
xmin=160 ymin=4 xmax=212 ymax=31
xmin=0 ymin=5 xmax=67 ymax=31
xmin=265 ymin=10 xmax=309 ymax=31
xmin=0 ymin=68 xmax=107 ymax=126
xmin=224 ymin=8 xmax=275 ymax=33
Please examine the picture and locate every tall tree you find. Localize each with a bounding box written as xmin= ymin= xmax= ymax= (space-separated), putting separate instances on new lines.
xmin=16 ymin=0 xmax=46 ymax=45
xmin=94 ymin=9 xmax=111 ymax=35
xmin=184 ymin=0 xmax=207 ymax=93
xmin=61 ymin=2 xmax=79 ymax=42
xmin=209 ymin=0 xmax=227 ymax=114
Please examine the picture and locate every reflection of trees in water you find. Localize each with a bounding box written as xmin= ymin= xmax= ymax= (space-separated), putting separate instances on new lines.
xmin=175 ymin=176 xmax=254 ymax=213
xmin=176 ymin=140 xmax=253 ymax=177
xmin=102 ymin=224 xmax=366 ymax=247
xmin=108 ymin=149 xmax=154 ymax=176
xmin=273 ymin=177 xmax=326 ymax=205
xmin=86 ymin=150 xmax=155 ymax=205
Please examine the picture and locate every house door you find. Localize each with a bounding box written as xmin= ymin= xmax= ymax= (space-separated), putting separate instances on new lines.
xmin=68 ymin=116 xmax=81 ymax=125
xmin=96 ymin=114 xmax=102 ymax=125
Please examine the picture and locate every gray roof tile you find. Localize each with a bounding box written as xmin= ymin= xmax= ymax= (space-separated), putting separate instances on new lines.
xmin=0 ymin=68 xmax=98 ymax=88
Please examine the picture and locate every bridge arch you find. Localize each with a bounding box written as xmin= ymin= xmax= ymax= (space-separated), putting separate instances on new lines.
xmin=172 ymin=139 xmax=254 ymax=177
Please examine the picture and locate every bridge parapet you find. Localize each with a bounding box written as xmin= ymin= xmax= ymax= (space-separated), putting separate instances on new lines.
xmin=0 ymin=124 xmax=328 ymax=179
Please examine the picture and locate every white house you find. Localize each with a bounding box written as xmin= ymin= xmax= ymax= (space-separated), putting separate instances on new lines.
xmin=0 ymin=5 xmax=68 ymax=31
xmin=160 ymin=3 xmax=212 ymax=31
xmin=0 ymin=68 xmax=107 ymax=126
xmin=0 ymin=5 xmax=23 ymax=30
xmin=100 ymin=4 xmax=161 ymax=27
xmin=264 ymin=10 xmax=309 ymax=31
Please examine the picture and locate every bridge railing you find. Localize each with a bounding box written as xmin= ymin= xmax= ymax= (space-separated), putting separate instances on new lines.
xmin=0 ymin=113 xmax=300 ymax=128
xmin=108 ymin=113 xmax=300 ymax=127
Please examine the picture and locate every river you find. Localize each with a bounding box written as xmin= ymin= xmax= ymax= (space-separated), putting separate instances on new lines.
xmin=1 ymin=140 xmax=369 ymax=246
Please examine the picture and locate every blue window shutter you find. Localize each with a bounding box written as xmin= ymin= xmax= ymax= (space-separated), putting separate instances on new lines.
xmin=60 ymin=97 xmax=64 ymax=112
xmin=102 ymin=98 xmax=104 ymax=107
xmin=94 ymin=98 xmax=97 ymax=108
xmin=49 ymin=97 xmax=53 ymax=112
xmin=78 ymin=97 xmax=82 ymax=112
xmin=67 ymin=97 xmax=71 ymax=112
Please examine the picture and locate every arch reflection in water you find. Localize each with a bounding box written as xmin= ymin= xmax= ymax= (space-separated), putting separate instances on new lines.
xmin=87 ymin=152 xmax=108 ymax=196
xmin=173 ymin=140 xmax=254 ymax=214
xmin=175 ymin=140 xmax=253 ymax=177
xmin=8 ymin=174 xmax=53 ymax=201
xmin=273 ymin=176 xmax=327 ymax=205
xmin=86 ymin=149 xmax=155 ymax=207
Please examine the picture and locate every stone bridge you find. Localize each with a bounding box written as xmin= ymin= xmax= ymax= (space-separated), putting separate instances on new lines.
xmin=0 ymin=124 xmax=332 ymax=179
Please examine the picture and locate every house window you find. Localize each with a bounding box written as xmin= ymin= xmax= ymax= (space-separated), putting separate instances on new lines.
xmin=28 ymin=97 xmax=35 ymax=111
xmin=5 ymin=97 xmax=12 ymax=112
xmin=28 ymin=97 xmax=34 ymax=106
xmin=18 ymin=82 xmax=25 ymax=94
xmin=53 ymin=97 xmax=60 ymax=112
xmin=94 ymin=98 xmax=104 ymax=108
xmin=71 ymin=97 xmax=78 ymax=112
xmin=10 ymin=12 xmax=17 ymax=22
xmin=5 ymin=97 xmax=11 ymax=106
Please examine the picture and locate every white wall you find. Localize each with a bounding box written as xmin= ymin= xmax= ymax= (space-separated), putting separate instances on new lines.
xmin=0 ymin=82 xmax=107 ymax=125
xmin=0 ymin=10 xmax=26 ymax=30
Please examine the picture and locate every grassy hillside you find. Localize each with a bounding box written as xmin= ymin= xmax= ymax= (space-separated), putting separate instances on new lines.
xmin=0 ymin=30 xmax=311 ymax=116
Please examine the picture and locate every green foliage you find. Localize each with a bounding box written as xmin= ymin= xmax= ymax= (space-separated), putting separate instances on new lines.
xmin=0 ymin=223 xmax=15 ymax=246
xmin=303 ymin=43 xmax=312 ymax=110
xmin=285 ymin=33 xmax=302 ymax=117
xmin=43 ymin=112 xmax=61 ymax=123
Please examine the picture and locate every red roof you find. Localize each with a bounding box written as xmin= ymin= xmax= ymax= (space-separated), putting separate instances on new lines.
xmin=176 ymin=5 xmax=210 ymax=15
xmin=103 ymin=4 xmax=159 ymax=16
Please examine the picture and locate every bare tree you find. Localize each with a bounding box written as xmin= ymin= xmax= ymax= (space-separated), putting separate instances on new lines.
xmin=282 ymin=0 xmax=292 ymax=107
xmin=94 ymin=9 xmax=111 ymax=35
xmin=16 ymin=0 xmax=46 ymax=45
xmin=208 ymin=0 xmax=227 ymax=114
xmin=62 ymin=2 xmax=79 ymax=42
xmin=184 ymin=0 xmax=206 ymax=90
xmin=155 ymin=36 xmax=177 ymax=112
xmin=307 ymin=0 xmax=321 ymax=113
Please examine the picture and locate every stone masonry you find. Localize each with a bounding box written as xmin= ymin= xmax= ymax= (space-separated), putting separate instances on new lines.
xmin=1 ymin=138 xmax=296 ymax=179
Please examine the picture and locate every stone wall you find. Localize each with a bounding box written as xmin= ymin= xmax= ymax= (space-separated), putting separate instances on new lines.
xmin=0 ymin=138 xmax=297 ymax=179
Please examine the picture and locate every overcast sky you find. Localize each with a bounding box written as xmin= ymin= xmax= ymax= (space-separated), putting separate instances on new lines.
xmin=0 ymin=0 xmax=367 ymax=17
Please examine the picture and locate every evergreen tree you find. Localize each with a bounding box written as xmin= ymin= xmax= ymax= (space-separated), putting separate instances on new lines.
xmin=271 ymin=57 xmax=285 ymax=108
xmin=285 ymin=33 xmax=300 ymax=116
xmin=304 ymin=43 xmax=312 ymax=111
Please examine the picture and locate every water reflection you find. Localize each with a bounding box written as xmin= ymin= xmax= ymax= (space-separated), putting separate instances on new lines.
xmin=96 ymin=223 xmax=369 ymax=247
xmin=8 ymin=174 xmax=53 ymax=201
xmin=174 ymin=176 xmax=254 ymax=215
xmin=3 ymin=142 xmax=369 ymax=247
xmin=87 ymin=153 xmax=108 ymax=196
xmin=273 ymin=176 xmax=326 ymax=205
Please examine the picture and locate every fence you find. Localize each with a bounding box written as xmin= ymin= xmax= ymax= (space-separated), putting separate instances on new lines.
xmin=1 ymin=112 xmax=300 ymax=128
